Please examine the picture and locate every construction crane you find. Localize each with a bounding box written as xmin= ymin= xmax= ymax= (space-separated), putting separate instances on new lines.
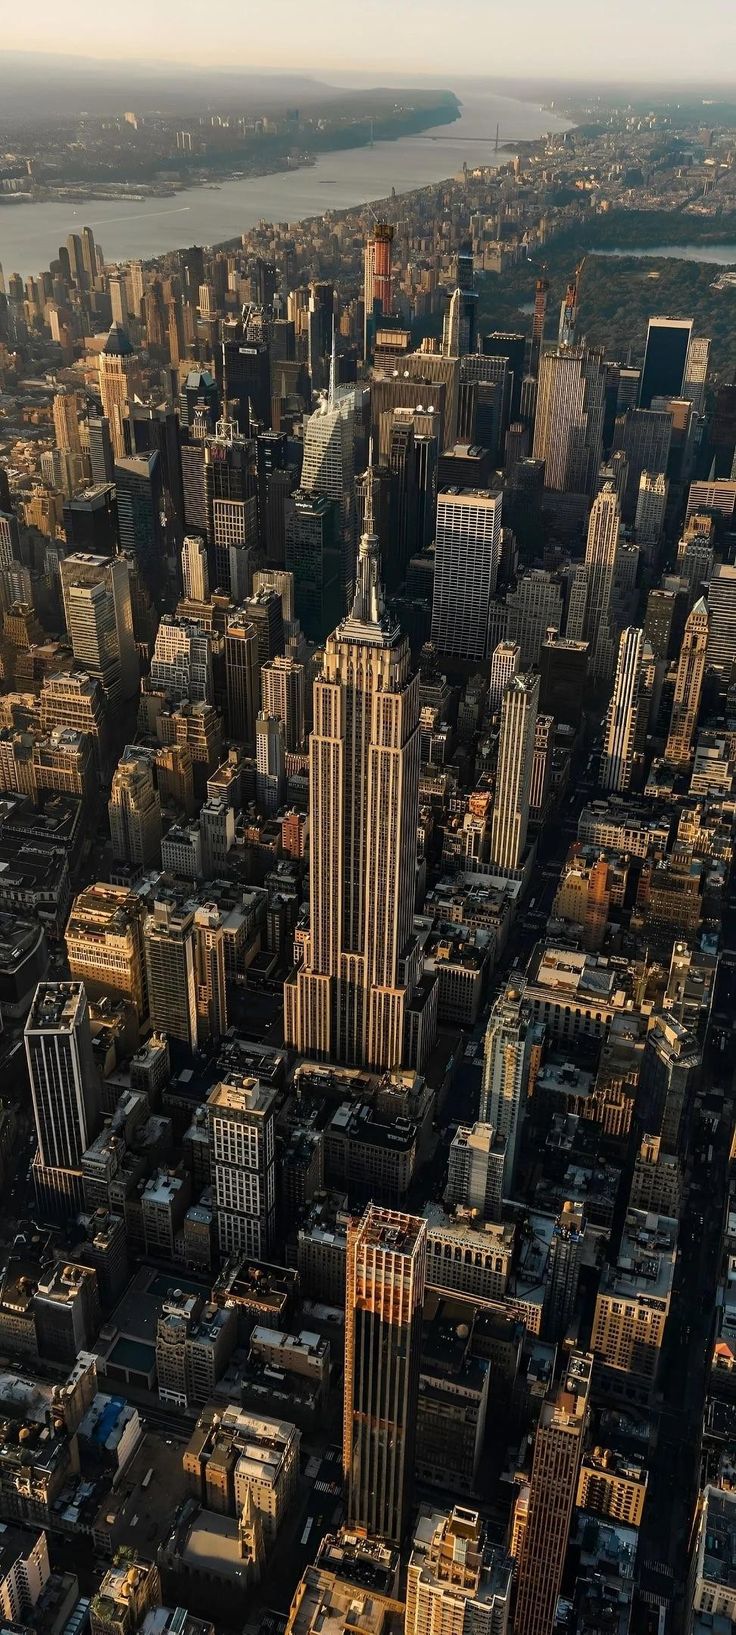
xmin=558 ymin=255 xmax=587 ymax=348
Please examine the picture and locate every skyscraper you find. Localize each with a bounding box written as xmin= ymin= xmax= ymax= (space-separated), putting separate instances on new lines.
xmin=682 ymin=336 xmax=711 ymax=417
xmin=514 ymin=1354 xmax=592 ymax=1635
xmin=488 ymin=639 xmax=521 ymax=716
xmin=181 ymin=534 xmax=209 ymax=603
xmin=207 ymin=1073 xmax=277 ymax=1258
xmin=109 ymin=750 xmax=162 ymax=867
xmin=639 ymin=317 xmax=693 ymax=408
xmin=364 ymin=223 xmax=394 ymax=357
xmin=143 ymin=899 xmax=197 ymax=1049
xmin=706 ymin=565 xmax=736 ymax=677
xmin=284 ymin=515 xmax=425 ymax=1072
xmin=532 ymin=346 xmax=606 ymax=495
xmin=301 ymin=369 xmax=356 ymax=584
xmin=60 ymin=552 xmax=138 ymax=705
xmin=24 ymin=982 xmax=99 ymax=1211
xmin=285 ymin=489 xmax=343 ymax=642
xmin=255 ymin=712 xmax=286 ymax=812
xmin=506 ymin=570 xmax=564 ymax=669
xmin=343 ymin=1205 xmax=427 ymax=1545
xmin=490 ymin=673 xmax=539 ymax=873
xmin=193 ymin=902 xmax=228 ymax=1046
xmin=261 ymin=655 xmax=306 ymax=752
xmin=599 ymin=627 xmax=653 ymax=794
xmin=224 ymin=614 xmax=260 ymax=747
xmin=634 ymin=470 xmax=668 ymax=561
xmin=98 ymin=321 xmax=137 ymax=460
xmin=665 ymin=598 xmax=709 ymax=765
xmin=481 ymin=989 xmax=535 ymax=1192
xmin=431 ymin=488 xmax=502 ymax=661
xmin=583 ymin=483 xmax=621 ymax=683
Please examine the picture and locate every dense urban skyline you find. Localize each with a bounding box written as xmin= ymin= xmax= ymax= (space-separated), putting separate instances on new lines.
xmin=0 ymin=55 xmax=734 ymax=1635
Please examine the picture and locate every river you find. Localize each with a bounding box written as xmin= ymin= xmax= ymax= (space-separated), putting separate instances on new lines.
xmin=0 ymin=88 xmax=570 ymax=281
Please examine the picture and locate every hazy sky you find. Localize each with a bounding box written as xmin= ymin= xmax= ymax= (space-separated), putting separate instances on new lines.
xmin=3 ymin=0 xmax=736 ymax=81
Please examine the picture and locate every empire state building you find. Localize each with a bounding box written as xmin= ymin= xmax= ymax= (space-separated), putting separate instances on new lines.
xmin=285 ymin=508 xmax=434 ymax=1071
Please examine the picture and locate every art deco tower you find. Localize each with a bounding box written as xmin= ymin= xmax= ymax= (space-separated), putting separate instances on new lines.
xmin=665 ymin=596 xmax=709 ymax=765
xmin=284 ymin=503 xmax=422 ymax=1071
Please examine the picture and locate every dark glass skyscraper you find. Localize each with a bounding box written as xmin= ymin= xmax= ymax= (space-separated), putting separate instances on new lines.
xmin=639 ymin=316 xmax=693 ymax=408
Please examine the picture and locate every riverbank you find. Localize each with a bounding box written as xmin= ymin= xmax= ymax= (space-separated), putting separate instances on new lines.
xmin=0 ymin=88 xmax=569 ymax=279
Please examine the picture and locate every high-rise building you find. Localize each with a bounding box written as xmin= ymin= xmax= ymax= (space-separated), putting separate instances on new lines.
xmin=682 ymin=336 xmax=710 ymax=417
xmin=665 ymin=598 xmax=709 ymax=764
xmin=87 ymin=415 xmax=115 ymax=483
xmin=221 ymin=334 xmax=271 ymax=433
xmin=343 ymin=1204 xmax=427 ymax=1545
xmin=544 ymin=1201 xmax=586 ymax=1342
xmin=539 ymin=632 xmax=589 ymax=728
xmin=431 ymin=488 xmax=502 ymax=661
xmin=532 ymin=346 xmax=606 ymax=495
xmin=224 ymin=614 xmax=260 ymax=747
xmin=490 ymin=673 xmax=539 ymax=873
xmin=285 ymin=489 xmax=343 ymax=642
xmin=488 ymin=639 xmax=521 ymax=716
xmin=612 ymin=408 xmax=672 ymax=521
xmin=599 ymin=627 xmax=653 ymax=793
xmin=514 ymin=1354 xmax=592 ymax=1635
xmin=53 ymin=389 xmax=83 ymax=456
xmin=261 ymin=655 xmax=306 ymax=752
xmin=634 ymin=470 xmax=668 ymax=560
xmin=583 ymin=483 xmax=621 ymax=683
xmin=445 ymin=1122 xmax=505 ymax=1221
xmin=285 ymin=520 xmax=428 ymax=1072
xmin=65 ymin=883 xmax=148 ymax=1019
xmin=706 ymin=565 xmax=736 ymax=677
xmin=207 ymin=1073 xmax=277 ymax=1257
xmin=255 ymin=712 xmax=286 ymax=812
xmin=480 ymin=989 xmax=536 ymax=1192
xmin=24 ymin=982 xmax=99 ymax=1201
xmin=193 ymin=902 xmax=228 ymax=1046
xmin=301 ymin=377 xmax=356 ymax=579
xmin=364 ymin=223 xmax=394 ymax=357
xmin=98 ymin=321 xmax=137 ymax=460
xmin=639 ymin=316 xmax=693 ymax=408
xmin=181 ymin=534 xmax=209 ymax=603
xmin=143 ymin=899 xmax=197 ymax=1049
xmin=109 ymin=750 xmax=162 ymax=867
xmin=150 ymin=617 xmax=213 ymax=704
xmin=114 ymin=452 xmax=165 ymax=598
xmin=60 ymin=552 xmax=138 ymax=704
xmin=406 ymin=1506 xmax=512 ymax=1635
xmin=506 ymin=570 xmax=563 ymax=669
xmin=62 ymin=483 xmax=118 ymax=554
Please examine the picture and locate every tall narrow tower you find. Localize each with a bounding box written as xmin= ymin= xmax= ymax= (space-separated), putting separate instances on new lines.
xmin=343 ymin=1205 xmax=426 ymax=1545
xmin=284 ymin=510 xmax=424 ymax=1071
xmin=584 ymin=482 xmax=621 ymax=683
xmin=481 ymin=987 xmax=535 ymax=1192
xmin=363 ymin=223 xmax=394 ymax=358
xmin=599 ymin=626 xmax=653 ymax=794
xmin=665 ymin=597 xmax=709 ymax=765
xmin=529 ymin=271 xmax=549 ymax=379
xmin=491 ymin=673 xmax=539 ymax=873
xmin=514 ymin=1354 xmax=592 ymax=1635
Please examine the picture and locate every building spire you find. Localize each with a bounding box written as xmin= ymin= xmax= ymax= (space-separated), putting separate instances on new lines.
xmin=351 ymin=445 xmax=384 ymax=626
